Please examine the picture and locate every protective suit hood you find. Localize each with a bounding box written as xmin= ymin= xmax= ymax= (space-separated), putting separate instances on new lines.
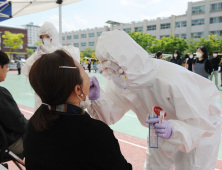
xmin=96 ymin=30 xmax=156 ymax=89
xmin=39 ymin=22 xmax=62 ymax=48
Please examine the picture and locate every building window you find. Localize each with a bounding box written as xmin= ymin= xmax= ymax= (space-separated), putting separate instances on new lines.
xmin=89 ymin=42 xmax=94 ymax=46
xmin=89 ymin=33 xmax=94 ymax=37
xmin=147 ymin=25 xmax=156 ymax=31
xmin=74 ymin=43 xmax=79 ymax=47
xmin=192 ymin=19 xmax=205 ymax=26
xmin=161 ymin=23 xmax=170 ymax=29
xmin=135 ymin=27 xmax=143 ymax=32
xmin=211 ymin=3 xmax=222 ymax=11
xmin=62 ymin=36 xmax=65 ymax=40
xmin=181 ymin=21 xmax=187 ymax=27
xmin=123 ymin=28 xmax=131 ymax=33
xmin=191 ymin=32 xmax=204 ymax=38
xmin=97 ymin=32 xmax=102 ymax=36
xmin=210 ymin=17 xmax=222 ymax=24
xmin=192 ymin=6 xmax=205 ymax=13
xmin=181 ymin=34 xmax=186 ymax=39
xmin=67 ymin=36 xmax=72 ymax=40
xmin=175 ymin=34 xmax=180 ymax=38
xmin=81 ymin=34 xmax=86 ymax=38
xmin=175 ymin=22 xmax=180 ymax=28
xmin=74 ymin=35 xmax=79 ymax=39
xmin=210 ymin=30 xmax=222 ymax=36
xmin=3 ymin=44 xmax=10 ymax=48
xmin=160 ymin=35 xmax=170 ymax=39
xmin=81 ymin=42 xmax=86 ymax=47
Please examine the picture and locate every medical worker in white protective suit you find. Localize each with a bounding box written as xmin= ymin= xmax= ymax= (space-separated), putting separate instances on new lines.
xmin=22 ymin=22 xmax=80 ymax=110
xmin=88 ymin=30 xmax=222 ymax=170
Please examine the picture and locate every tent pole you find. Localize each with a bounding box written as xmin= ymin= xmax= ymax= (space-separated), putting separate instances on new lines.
xmin=59 ymin=4 xmax=62 ymax=44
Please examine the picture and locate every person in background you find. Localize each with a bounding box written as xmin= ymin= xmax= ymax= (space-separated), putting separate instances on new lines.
xmin=17 ymin=58 xmax=22 ymax=75
xmin=93 ymin=60 xmax=97 ymax=72
xmin=185 ymin=52 xmax=194 ymax=72
xmin=170 ymin=50 xmax=182 ymax=65
xmin=194 ymin=46 xmax=213 ymax=79
xmin=23 ymin=50 xmax=132 ymax=170
xmin=22 ymin=22 xmax=80 ymax=111
xmin=184 ymin=53 xmax=189 ymax=60
xmin=0 ymin=51 xmax=28 ymax=156
xmin=88 ymin=59 xmax=91 ymax=73
xmin=210 ymin=51 xmax=221 ymax=87
xmin=154 ymin=51 xmax=162 ymax=59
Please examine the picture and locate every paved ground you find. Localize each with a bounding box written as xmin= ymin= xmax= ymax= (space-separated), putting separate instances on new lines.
xmin=1 ymin=71 xmax=222 ymax=170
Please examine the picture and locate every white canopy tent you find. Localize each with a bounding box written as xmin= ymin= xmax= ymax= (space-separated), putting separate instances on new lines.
xmin=0 ymin=0 xmax=82 ymax=43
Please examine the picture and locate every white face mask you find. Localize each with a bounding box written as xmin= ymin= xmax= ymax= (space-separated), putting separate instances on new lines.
xmin=77 ymin=86 xmax=91 ymax=109
xmin=213 ymin=54 xmax=217 ymax=57
xmin=196 ymin=52 xmax=202 ymax=58
xmin=190 ymin=55 xmax=193 ymax=59
xmin=174 ymin=54 xmax=178 ymax=57
xmin=112 ymin=75 xmax=129 ymax=89
xmin=42 ymin=38 xmax=51 ymax=47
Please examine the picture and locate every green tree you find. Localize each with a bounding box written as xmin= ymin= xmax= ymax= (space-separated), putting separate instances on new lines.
xmin=34 ymin=41 xmax=42 ymax=46
xmin=83 ymin=48 xmax=95 ymax=58
xmin=185 ymin=37 xmax=198 ymax=54
xmin=128 ymin=32 xmax=155 ymax=52
xmin=196 ymin=34 xmax=220 ymax=56
xmin=150 ymin=35 xmax=188 ymax=55
xmin=2 ymin=31 xmax=24 ymax=59
xmin=216 ymin=35 xmax=222 ymax=53
xmin=26 ymin=48 xmax=34 ymax=57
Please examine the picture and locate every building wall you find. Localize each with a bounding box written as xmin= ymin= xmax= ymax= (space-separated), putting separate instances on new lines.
xmin=62 ymin=0 xmax=222 ymax=51
xmin=0 ymin=26 xmax=28 ymax=59
xmin=22 ymin=22 xmax=40 ymax=50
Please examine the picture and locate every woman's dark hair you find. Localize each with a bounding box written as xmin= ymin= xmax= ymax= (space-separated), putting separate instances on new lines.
xmin=29 ymin=50 xmax=83 ymax=131
xmin=0 ymin=51 xmax=9 ymax=68
xmin=197 ymin=46 xmax=208 ymax=59
xmin=172 ymin=50 xmax=181 ymax=59
xmin=154 ymin=51 xmax=162 ymax=59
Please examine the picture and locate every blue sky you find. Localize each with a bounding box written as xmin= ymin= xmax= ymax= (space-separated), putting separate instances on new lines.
xmin=1 ymin=0 xmax=200 ymax=33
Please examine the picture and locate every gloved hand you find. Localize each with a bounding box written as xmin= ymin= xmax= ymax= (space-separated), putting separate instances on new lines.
xmin=89 ymin=76 xmax=100 ymax=100
xmin=146 ymin=118 xmax=173 ymax=139
xmin=35 ymin=44 xmax=48 ymax=60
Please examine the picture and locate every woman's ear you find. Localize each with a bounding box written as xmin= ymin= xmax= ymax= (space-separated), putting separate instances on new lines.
xmin=74 ymin=85 xmax=82 ymax=96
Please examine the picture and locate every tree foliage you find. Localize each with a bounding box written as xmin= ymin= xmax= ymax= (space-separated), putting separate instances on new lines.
xmin=26 ymin=48 xmax=34 ymax=57
xmin=186 ymin=34 xmax=222 ymax=55
xmin=83 ymin=48 xmax=95 ymax=58
xmin=2 ymin=31 xmax=24 ymax=54
xmin=34 ymin=41 xmax=42 ymax=46
xmin=128 ymin=32 xmax=155 ymax=52
xmin=149 ymin=35 xmax=188 ymax=55
xmin=129 ymin=32 xmax=222 ymax=57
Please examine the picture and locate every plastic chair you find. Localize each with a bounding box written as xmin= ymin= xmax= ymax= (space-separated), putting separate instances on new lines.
xmin=0 ymin=123 xmax=25 ymax=170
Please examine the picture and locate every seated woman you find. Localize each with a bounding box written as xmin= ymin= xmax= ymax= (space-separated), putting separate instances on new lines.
xmin=23 ymin=50 xmax=132 ymax=170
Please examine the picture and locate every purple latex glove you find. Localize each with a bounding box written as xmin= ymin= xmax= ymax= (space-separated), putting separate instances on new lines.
xmin=146 ymin=118 xmax=173 ymax=139
xmin=89 ymin=76 xmax=100 ymax=100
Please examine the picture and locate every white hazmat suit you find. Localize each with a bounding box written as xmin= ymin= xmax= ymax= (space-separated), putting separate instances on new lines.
xmin=22 ymin=22 xmax=80 ymax=111
xmin=88 ymin=30 xmax=222 ymax=170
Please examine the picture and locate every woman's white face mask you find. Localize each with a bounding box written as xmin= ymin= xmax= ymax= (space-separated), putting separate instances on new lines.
xmin=76 ymin=86 xmax=91 ymax=109
xmin=196 ymin=52 xmax=202 ymax=58
xmin=42 ymin=38 xmax=51 ymax=47
xmin=213 ymin=54 xmax=217 ymax=57
xmin=190 ymin=55 xmax=193 ymax=59
xmin=174 ymin=54 xmax=178 ymax=57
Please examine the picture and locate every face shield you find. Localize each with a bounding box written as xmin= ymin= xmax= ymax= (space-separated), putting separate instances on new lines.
xmin=98 ymin=61 xmax=124 ymax=80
